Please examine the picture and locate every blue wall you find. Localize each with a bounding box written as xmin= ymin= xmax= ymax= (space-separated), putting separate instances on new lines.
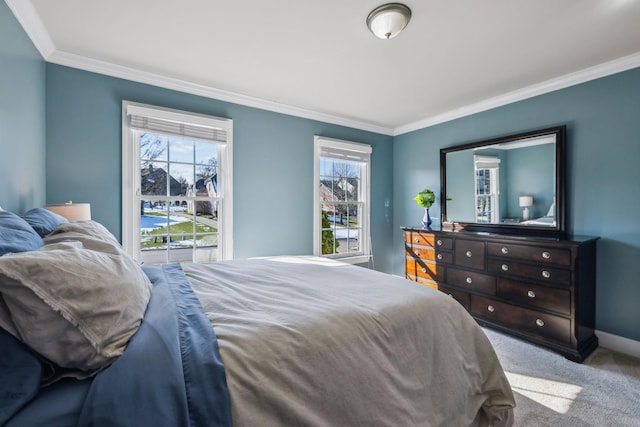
xmin=3 ymin=1 xmax=639 ymax=343
xmin=393 ymin=68 xmax=640 ymax=341
xmin=44 ymin=65 xmax=396 ymax=272
xmin=0 ymin=1 xmax=46 ymax=212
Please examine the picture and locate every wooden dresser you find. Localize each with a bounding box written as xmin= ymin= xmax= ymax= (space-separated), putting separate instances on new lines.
xmin=402 ymin=227 xmax=599 ymax=362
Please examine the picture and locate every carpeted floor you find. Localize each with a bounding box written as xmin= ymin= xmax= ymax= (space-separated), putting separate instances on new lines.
xmin=484 ymin=328 xmax=640 ymax=427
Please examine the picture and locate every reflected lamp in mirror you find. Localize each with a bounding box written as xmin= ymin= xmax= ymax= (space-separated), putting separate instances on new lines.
xmin=46 ymin=201 xmax=91 ymax=222
xmin=519 ymin=196 xmax=533 ymax=221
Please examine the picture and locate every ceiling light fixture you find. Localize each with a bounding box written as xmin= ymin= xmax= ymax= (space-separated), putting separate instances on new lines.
xmin=366 ymin=3 xmax=412 ymax=40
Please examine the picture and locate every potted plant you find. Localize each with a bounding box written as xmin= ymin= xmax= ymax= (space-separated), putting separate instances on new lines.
xmin=414 ymin=188 xmax=435 ymax=229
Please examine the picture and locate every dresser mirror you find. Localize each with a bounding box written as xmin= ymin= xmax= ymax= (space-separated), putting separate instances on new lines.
xmin=440 ymin=125 xmax=566 ymax=236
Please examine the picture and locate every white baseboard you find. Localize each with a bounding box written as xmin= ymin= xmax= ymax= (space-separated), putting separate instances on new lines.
xmin=596 ymin=330 xmax=640 ymax=359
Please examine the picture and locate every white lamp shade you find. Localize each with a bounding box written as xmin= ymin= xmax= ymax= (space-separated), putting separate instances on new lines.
xmin=46 ymin=202 xmax=92 ymax=222
xmin=367 ymin=4 xmax=412 ymax=39
xmin=519 ymin=196 xmax=533 ymax=207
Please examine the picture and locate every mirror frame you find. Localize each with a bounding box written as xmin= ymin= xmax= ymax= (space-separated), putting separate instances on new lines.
xmin=440 ymin=125 xmax=566 ymax=237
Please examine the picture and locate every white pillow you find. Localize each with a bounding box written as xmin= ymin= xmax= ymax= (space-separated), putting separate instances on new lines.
xmin=546 ymin=203 xmax=555 ymax=217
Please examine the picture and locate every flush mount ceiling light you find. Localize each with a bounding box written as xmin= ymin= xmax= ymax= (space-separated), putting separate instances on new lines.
xmin=366 ymin=3 xmax=412 ymax=39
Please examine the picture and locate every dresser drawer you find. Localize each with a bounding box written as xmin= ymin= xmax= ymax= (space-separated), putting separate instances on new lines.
xmin=435 ymin=250 xmax=453 ymax=264
xmin=405 ymin=232 xmax=453 ymax=250
xmin=406 ymin=244 xmax=436 ymax=261
xmin=488 ymin=242 xmax=571 ymax=266
xmin=471 ymin=296 xmax=570 ymax=344
xmin=446 ymin=268 xmax=496 ymax=295
xmin=455 ymin=239 xmax=485 ymax=270
xmin=406 ymin=258 xmax=444 ymax=282
xmin=438 ymin=285 xmax=470 ymax=310
xmin=488 ymin=258 xmax=571 ymax=286
xmin=498 ymin=278 xmax=571 ymax=315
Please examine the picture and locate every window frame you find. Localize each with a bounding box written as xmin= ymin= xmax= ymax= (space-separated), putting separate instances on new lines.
xmin=122 ymin=101 xmax=233 ymax=263
xmin=313 ymin=136 xmax=371 ymax=264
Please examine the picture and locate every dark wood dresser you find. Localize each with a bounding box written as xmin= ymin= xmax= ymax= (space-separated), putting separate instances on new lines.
xmin=402 ymin=227 xmax=599 ymax=362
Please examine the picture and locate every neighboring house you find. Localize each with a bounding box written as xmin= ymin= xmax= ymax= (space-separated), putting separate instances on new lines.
xmin=188 ymin=175 xmax=218 ymax=215
xmin=141 ymin=164 xmax=183 ymax=197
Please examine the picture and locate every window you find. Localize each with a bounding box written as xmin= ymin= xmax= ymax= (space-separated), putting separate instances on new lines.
xmin=122 ymin=102 xmax=233 ymax=264
xmin=313 ymin=136 xmax=371 ymax=264
xmin=474 ymin=155 xmax=500 ymax=223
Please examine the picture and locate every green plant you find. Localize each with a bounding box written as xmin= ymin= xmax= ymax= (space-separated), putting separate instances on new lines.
xmin=414 ymin=188 xmax=436 ymax=208
xmin=321 ymin=211 xmax=339 ymax=255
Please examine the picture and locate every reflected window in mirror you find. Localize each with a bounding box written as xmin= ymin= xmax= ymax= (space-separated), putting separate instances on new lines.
xmin=440 ymin=125 xmax=566 ymax=236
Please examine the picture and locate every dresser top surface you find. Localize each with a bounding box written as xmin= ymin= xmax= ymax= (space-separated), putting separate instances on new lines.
xmin=401 ymin=226 xmax=599 ymax=245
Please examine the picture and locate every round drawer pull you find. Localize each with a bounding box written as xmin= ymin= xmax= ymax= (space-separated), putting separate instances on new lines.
xmin=527 ymin=290 xmax=536 ymax=298
xmin=501 ymin=247 xmax=509 ymax=254
xmin=501 ymin=264 xmax=509 ymax=271
xmin=542 ymin=270 xmax=551 ymax=279
xmin=414 ymin=237 xmax=419 ymax=243
xmin=466 ymin=277 xmax=473 ymax=284
xmin=487 ymin=305 xmax=495 ymax=313
xmin=466 ymin=250 xmax=473 ymax=258
xmin=436 ymin=253 xmax=443 ymax=260
xmin=536 ymin=319 xmax=545 ymax=327
xmin=421 ymin=267 xmax=427 ymax=273
xmin=542 ymin=251 xmax=551 ymax=259
xmin=436 ymin=239 xmax=443 ymax=246
xmin=414 ymin=250 xmax=420 ymax=257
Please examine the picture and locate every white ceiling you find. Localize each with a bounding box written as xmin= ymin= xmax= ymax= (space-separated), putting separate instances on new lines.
xmin=7 ymin=0 xmax=640 ymax=135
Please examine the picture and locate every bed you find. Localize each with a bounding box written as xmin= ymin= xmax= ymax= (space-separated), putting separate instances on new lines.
xmin=0 ymin=209 xmax=515 ymax=426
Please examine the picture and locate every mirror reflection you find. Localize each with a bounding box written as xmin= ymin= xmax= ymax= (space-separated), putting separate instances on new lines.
xmin=441 ymin=126 xmax=564 ymax=233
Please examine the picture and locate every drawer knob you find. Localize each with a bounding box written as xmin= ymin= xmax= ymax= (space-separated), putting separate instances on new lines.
xmin=542 ymin=270 xmax=551 ymax=279
xmin=466 ymin=277 xmax=473 ymax=284
xmin=527 ymin=290 xmax=536 ymax=298
xmin=466 ymin=250 xmax=473 ymax=258
xmin=436 ymin=239 xmax=443 ymax=246
xmin=422 ymin=267 xmax=427 ymax=273
xmin=437 ymin=253 xmax=443 ymax=260
xmin=487 ymin=305 xmax=495 ymax=313
xmin=542 ymin=251 xmax=551 ymax=259
xmin=536 ymin=319 xmax=545 ymax=327
xmin=414 ymin=237 xmax=419 ymax=243
xmin=501 ymin=264 xmax=509 ymax=271
xmin=501 ymin=247 xmax=509 ymax=254
xmin=414 ymin=250 xmax=420 ymax=257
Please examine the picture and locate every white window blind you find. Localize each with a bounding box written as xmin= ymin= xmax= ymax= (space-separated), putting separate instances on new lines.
xmin=474 ymin=155 xmax=501 ymax=169
xmin=126 ymin=104 xmax=227 ymax=143
xmin=318 ymin=138 xmax=372 ymax=162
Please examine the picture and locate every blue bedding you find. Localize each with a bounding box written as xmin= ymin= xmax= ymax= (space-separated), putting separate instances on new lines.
xmin=1 ymin=263 xmax=232 ymax=427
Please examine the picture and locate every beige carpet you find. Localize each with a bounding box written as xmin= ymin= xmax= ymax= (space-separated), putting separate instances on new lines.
xmin=484 ymin=328 xmax=640 ymax=427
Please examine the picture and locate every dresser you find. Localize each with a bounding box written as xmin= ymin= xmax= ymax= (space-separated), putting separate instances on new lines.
xmin=402 ymin=227 xmax=599 ymax=362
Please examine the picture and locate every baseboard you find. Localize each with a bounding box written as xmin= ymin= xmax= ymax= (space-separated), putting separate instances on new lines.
xmin=596 ymin=329 xmax=640 ymax=359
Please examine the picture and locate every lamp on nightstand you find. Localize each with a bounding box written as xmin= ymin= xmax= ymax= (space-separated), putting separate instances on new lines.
xmin=519 ymin=196 xmax=533 ymax=221
xmin=46 ymin=201 xmax=92 ymax=222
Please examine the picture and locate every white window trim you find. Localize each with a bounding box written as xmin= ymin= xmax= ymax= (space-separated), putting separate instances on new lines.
xmin=122 ymin=101 xmax=233 ymax=262
xmin=313 ymin=136 xmax=371 ymax=265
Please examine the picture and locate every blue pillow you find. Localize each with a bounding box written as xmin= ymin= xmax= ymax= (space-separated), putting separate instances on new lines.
xmin=0 ymin=211 xmax=44 ymax=256
xmin=20 ymin=208 xmax=68 ymax=237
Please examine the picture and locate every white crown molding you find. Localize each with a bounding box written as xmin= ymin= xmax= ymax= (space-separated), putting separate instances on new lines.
xmin=47 ymin=50 xmax=395 ymax=136
xmin=6 ymin=0 xmax=640 ymax=137
xmin=395 ymin=51 xmax=640 ymax=136
xmin=5 ymin=0 xmax=55 ymax=58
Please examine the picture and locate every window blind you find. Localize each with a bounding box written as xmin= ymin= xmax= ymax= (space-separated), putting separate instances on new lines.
xmin=317 ymin=138 xmax=371 ymax=163
xmin=126 ymin=104 xmax=227 ymax=143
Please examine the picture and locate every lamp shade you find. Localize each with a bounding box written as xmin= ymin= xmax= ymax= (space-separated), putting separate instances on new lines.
xmin=46 ymin=201 xmax=91 ymax=222
xmin=519 ymin=196 xmax=533 ymax=207
xmin=367 ymin=3 xmax=412 ymax=39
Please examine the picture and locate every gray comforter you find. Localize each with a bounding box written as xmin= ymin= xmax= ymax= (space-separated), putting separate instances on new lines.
xmin=185 ymin=257 xmax=515 ymax=427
